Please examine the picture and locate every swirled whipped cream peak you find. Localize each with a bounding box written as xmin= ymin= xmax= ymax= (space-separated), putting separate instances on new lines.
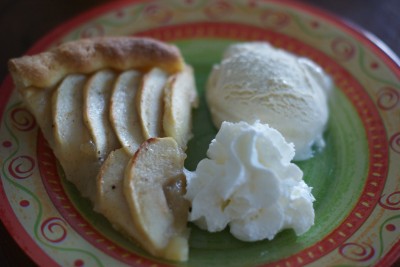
xmin=207 ymin=42 xmax=332 ymax=160
xmin=185 ymin=121 xmax=315 ymax=242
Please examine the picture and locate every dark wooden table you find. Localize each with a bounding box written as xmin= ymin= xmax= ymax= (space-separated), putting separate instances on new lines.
xmin=0 ymin=0 xmax=399 ymax=266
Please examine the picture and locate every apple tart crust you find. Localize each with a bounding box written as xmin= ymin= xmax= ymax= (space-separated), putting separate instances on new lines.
xmin=8 ymin=36 xmax=198 ymax=261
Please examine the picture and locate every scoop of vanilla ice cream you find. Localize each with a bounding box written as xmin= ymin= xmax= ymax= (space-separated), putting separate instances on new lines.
xmin=185 ymin=121 xmax=315 ymax=242
xmin=207 ymin=42 xmax=331 ymax=160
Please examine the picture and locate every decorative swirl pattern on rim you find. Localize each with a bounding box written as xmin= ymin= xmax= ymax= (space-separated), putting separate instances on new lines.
xmin=40 ymin=217 xmax=68 ymax=243
xmin=10 ymin=107 xmax=36 ymax=132
xmin=204 ymin=0 xmax=233 ymax=20
xmin=143 ymin=3 xmax=174 ymax=24
xmin=339 ymin=242 xmax=375 ymax=262
xmin=8 ymin=155 xmax=35 ymax=179
xmin=377 ymin=87 xmax=400 ymax=111
xmin=389 ymin=132 xmax=400 ymax=153
xmin=260 ymin=9 xmax=290 ymax=29
xmin=331 ymin=37 xmax=356 ymax=61
xmin=379 ymin=191 xmax=400 ymax=210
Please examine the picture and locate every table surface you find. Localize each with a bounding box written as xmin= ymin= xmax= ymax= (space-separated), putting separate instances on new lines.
xmin=0 ymin=0 xmax=399 ymax=266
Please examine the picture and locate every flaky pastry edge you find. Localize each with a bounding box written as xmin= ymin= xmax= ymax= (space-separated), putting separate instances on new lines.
xmin=8 ymin=36 xmax=185 ymax=89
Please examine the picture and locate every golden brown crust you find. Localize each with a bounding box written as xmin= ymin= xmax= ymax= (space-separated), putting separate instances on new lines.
xmin=8 ymin=37 xmax=184 ymax=89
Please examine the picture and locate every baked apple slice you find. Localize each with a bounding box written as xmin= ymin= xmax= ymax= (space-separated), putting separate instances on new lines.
xmin=96 ymin=148 xmax=142 ymax=239
xmin=110 ymin=70 xmax=144 ymax=155
xmin=163 ymin=65 xmax=198 ymax=148
xmin=137 ymin=68 xmax=168 ymax=139
xmin=124 ymin=137 xmax=190 ymax=261
xmin=83 ymin=69 xmax=120 ymax=161
xmin=52 ymin=74 xmax=99 ymax=201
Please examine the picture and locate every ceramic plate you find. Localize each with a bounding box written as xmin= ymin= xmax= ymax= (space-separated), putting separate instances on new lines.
xmin=1 ymin=0 xmax=399 ymax=266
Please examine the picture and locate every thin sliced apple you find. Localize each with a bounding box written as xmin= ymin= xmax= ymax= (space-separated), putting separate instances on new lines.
xmin=163 ymin=65 xmax=198 ymax=149
xmin=96 ymin=148 xmax=143 ymax=240
xmin=52 ymin=74 xmax=99 ymax=202
xmin=110 ymin=70 xmax=144 ymax=155
xmin=52 ymin=74 xmax=92 ymax=153
xmin=137 ymin=68 xmax=168 ymax=139
xmin=124 ymin=137 xmax=190 ymax=261
xmin=20 ymin=87 xmax=55 ymax=147
xmin=83 ymin=69 xmax=120 ymax=161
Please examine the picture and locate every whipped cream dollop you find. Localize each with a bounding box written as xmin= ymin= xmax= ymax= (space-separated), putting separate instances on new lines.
xmin=207 ymin=42 xmax=332 ymax=160
xmin=185 ymin=121 xmax=315 ymax=242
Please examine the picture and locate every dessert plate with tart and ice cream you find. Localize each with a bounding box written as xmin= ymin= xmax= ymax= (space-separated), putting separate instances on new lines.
xmin=1 ymin=1 xmax=399 ymax=266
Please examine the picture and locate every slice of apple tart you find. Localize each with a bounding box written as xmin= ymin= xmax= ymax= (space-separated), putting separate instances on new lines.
xmin=8 ymin=37 xmax=198 ymax=261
